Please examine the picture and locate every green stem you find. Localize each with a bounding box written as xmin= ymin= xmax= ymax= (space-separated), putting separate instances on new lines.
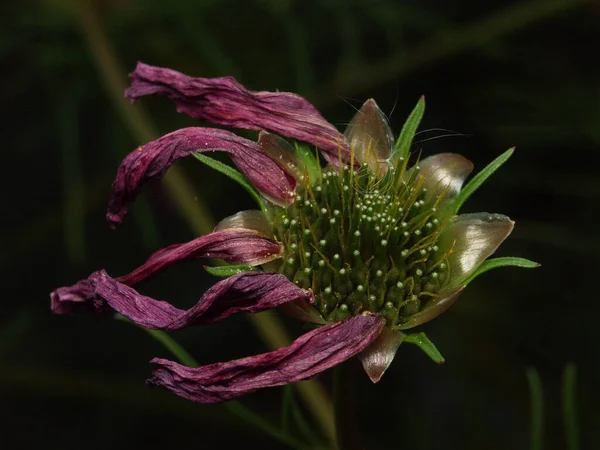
xmin=333 ymin=362 xmax=360 ymax=450
xmin=526 ymin=367 xmax=544 ymax=450
xmin=562 ymin=363 xmax=580 ymax=450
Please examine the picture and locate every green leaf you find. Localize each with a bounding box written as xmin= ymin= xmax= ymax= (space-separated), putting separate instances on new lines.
xmin=453 ymin=147 xmax=514 ymax=213
xmin=394 ymin=96 xmax=425 ymax=159
xmin=562 ymin=363 xmax=580 ymax=450
xmin=404 ymin=332 xmax=445 ymax=364
xmin=295 ymin=142 xmax=320 ymax=184
xmin=204 ymin=264 xmax=256 ymax=277
xmin=193 ymin=153 xmax=265 ymax=212
xmin=462 ymin=257 xmax=540 ymax=286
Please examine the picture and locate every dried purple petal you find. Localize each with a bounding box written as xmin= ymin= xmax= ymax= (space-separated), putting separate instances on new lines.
xmin=358 ymin=327 xmax=405 ymax=383
xmin=107 ymin=127 xmax=296 ymax=228
xmin=148 ymin=313 xmax=385 ymax=403
xmin=125 ymin=63 xmax=350 ymax=163
xmin=85 ymin=270 xmax=310 ymax=330
xmin=120 ymin=229 xmax=282 ymax=286
xmin=50 ymin=279 xmax=95 ymax=315
xmin=51 ymin=229 xmax=283 ymax=314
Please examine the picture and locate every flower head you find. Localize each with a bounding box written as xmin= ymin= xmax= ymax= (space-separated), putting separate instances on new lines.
xmin=51 ymin=63 xmax=530 ymax=403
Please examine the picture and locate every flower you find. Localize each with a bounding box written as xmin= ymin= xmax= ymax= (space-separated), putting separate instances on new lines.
xmin=51 ymin=62 xmax=521 ymax=403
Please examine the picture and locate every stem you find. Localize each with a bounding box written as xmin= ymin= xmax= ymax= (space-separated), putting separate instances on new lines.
xmin=76 ymin=1 xmax=335 ymax=441
xmin=333 ymin=362 xmax=360 ymax=450
xmin=77 ymin=1 xmax=214 ymax=235
xmin=314 ymin=0 xmax=591 ymax=106
xmin=115 ymin=315 xmax=312 ymax=450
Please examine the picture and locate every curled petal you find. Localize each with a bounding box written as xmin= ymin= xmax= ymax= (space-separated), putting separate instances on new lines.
xmin=344 ymin=99 xmax=394 ymax=175
xmin=358 ymin=327 xmax=405 ymax=383
xmin=442 ymin=213 xmax=515 ymax=285
xmin=148 ymin=313 xmax=386 ymax=403
xmin=396 ymin=287 xmax=465 ymax=330
xmin=107 ymin=127 xmax=296 ymax=228
xmin=51 ymin=229 xmax=283 ymax=314
xmin=125 ymin=63 xmax=350 ymax=163
xmin=50 ymin=279 xmax=95 ymax=315
xmin=61 ymin=271 xmax=309 ymax=330
xmin=214 ymin=210 xmax=272 ymax=236
xmin=416 ymin=153 xmax=474 ymax=203
xmin=121 ymin=230 xmax=283 ymax=286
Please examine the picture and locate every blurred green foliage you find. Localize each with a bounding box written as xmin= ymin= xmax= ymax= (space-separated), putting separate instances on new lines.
xmin=1 ymin=0 xmax=598 ymax=449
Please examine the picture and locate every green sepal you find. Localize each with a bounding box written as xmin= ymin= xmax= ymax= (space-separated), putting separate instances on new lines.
xmin=394 ymin=96 xmax=425 ymax=160
xmin=193 ymin=153 xmax=265 ymax=212
xmin=453 ymin=147 xmax=514 ymax=213
xmin=404 ymin=332 xmax=445 ymax=364
xmin=204 ymin=264 xmax=257 ymax=277
xmin=294 ymin=143 xmax=320 ymax=185
xmin=462 ymin=257 xmax=540 ymax=286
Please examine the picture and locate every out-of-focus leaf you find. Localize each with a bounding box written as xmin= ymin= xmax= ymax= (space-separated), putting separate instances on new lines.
xmin=562 ymin=363 xmax=580 ymax=450
xmin=526 ymin=367 xmax=544 ymax=450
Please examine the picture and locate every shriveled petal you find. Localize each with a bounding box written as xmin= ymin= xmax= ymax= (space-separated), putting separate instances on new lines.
xmin=50 ymin=279 xmax=95 ymax=315
xmin=344 ymin=99 xmax=394 ymax=175
xmin=214 ymin=210 xmax=272 ymax=236
xmin=106 ymin=127 xmax=296 ymax=228
xmin=416 ymin=153 xmax=474 ymax=203
xmin=148 ymin=313 xmax=386 ymax=403
xmin=125 ymin=63 xmax=350 ymax=164
xmin=51 ymin=229 xmax=283 ymax=314
xmin=122 ymin=230 xmax=283 ymax=286
xmin=396 ymin=287 xmax=464 ymax=330
xmin=358 ymin=327 xmax=405 ymax=383
xmin=60 ymin=271 xmax=309 ymax=330
xmin=441 ymin=213 xmax=515 ymax=284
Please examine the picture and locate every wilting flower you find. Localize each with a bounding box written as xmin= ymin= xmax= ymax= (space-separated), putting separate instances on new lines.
xmin=51 ymin=62 xmax=528 ymax=403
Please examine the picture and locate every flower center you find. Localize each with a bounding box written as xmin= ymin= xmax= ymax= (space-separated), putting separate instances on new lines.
xmin=270 ymin=159 xmax=452 ymax=326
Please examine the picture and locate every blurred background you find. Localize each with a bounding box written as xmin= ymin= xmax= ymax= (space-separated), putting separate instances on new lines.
xmin=2 ymin=0 xmax=599 ymax=449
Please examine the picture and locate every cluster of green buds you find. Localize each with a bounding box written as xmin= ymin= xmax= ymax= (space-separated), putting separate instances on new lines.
xmin=273 ymin=155 xmax=457 ymax=328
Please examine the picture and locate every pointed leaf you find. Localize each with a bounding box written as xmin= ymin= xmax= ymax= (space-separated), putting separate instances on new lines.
xmin=404 ymin=332 xmax=445 ymax=364
xmin=204 ymin=264 xmax=257 ymax=277
xmin=394 ymin=96 xmax=425 ymax=160
xmin=193 ymin=153 xmax=265 ymax=211
xmin=462 ymin=257 xmax=540 ymax=286
xmin=453 ymin=148 xmax=514 ymax=213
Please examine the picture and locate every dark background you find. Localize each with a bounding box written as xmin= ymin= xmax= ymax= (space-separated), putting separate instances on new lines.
xmin=2 ymin=0 xmax=599 ymax=449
